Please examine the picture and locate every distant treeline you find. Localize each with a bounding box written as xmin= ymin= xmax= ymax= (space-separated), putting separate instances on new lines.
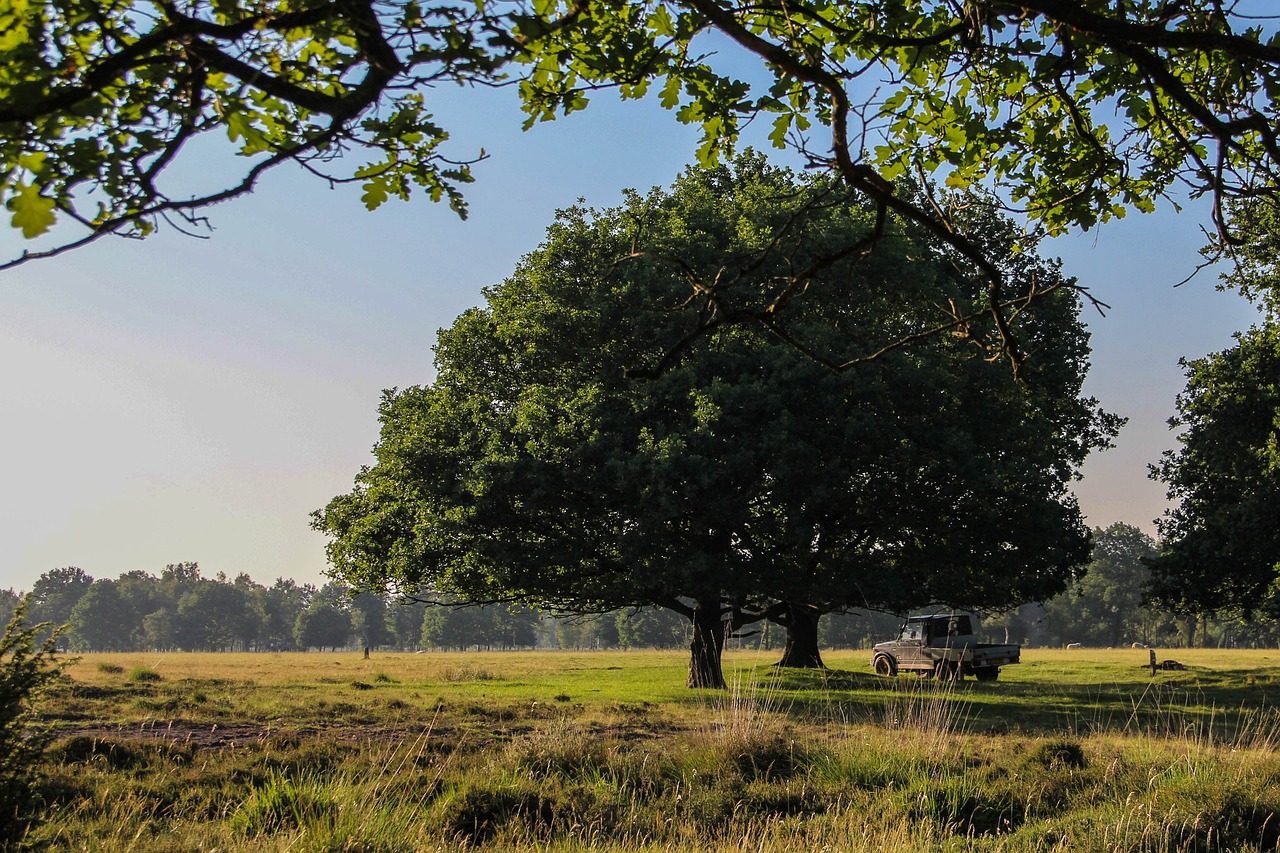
xmin=6 ymin=525 xmax=1276 ymax=653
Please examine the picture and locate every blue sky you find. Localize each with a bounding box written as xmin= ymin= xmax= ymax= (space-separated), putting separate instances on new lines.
xmin=0 ymin=83 xmax=1262 ymax=594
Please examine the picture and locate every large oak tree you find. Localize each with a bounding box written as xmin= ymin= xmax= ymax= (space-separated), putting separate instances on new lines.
xmin=313 ymin=155 xmax=1118 ymax=687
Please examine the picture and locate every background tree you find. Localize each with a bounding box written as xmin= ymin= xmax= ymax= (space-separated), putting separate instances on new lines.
xmin=158 ymin=562 xmax=203 ymax=610
xmin=26 ymin=567 xmax=93 ymax=649
xmin=315 ymin=155 xmax=1117 ymax=687
xmin=421 ymin=601 xmax=541 ymax=650
xmin=419 ymin=604 xmax=484 ymax=652
xmin=1150 ymin=321 xmax=1280 ymax=620
xmin=817 ymin=611 xmax=903 ymax=650
xmin=553 ymin=615 xmax=619 ymax=651
xmin=979 ymin=605 xmax=1041 ymax=647
xmin=143 ymin=608 xmax=177 ymax=651
xmin=68 ymin=579 xmax=137 ymax=652
xmin=350 ymin=591 xmax=394 ymax=653
xmin=1149 ymin=197 xmax=1279 ymax=624
xmin=0 ymin=590 xmax=19 ymax=632
xmin=294 ymin=599 xmax=352 ymax=651
xmin=1036 ymin=524 xmax=1161 ymax=647
xmin=387 ymin=595 xmax=429 ymax=651
xmin=230 ymin=573 xmax=270 ymax=651
xmin=174 ymin=580 xmax=254 ymax=651
xmin=261 ymin=579 xmax=314 ymax=650
xmin=491 ymin=605 xmax=541 ymax=650
xmin=114 ymin=570 xmax=160 ymax=650
xmin=616 ymin=608 xmax=689 ymax=650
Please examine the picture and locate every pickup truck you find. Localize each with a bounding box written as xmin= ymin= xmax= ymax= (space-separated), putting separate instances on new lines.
xmin=870 ymin=614 xmax=1020 ymax=682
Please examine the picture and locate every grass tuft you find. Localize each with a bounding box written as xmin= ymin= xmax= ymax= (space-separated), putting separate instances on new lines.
xmin=229 ymin=770 xmax=334 ymax=835
xmin=1030 ymin=737 xmax=1088 ymax=770
xmin=126 ymin=666 xmax=162 ymax=683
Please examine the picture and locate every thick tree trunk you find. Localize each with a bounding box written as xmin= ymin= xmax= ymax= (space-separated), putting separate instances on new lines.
xmin=687 ymin=599 xmax=727 ymax=689
xmin=775 ymin=604 xmax=825 ymax=669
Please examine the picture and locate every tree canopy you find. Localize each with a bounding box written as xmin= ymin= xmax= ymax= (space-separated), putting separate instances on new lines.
xmin=1150 ymin=323 xmax=1280 ymax=618
xmin=313 ymin=155 xmax=1119 ymax=687
xmin=1150 ymin=199 xmax=1280 ymax=618
xmin=5 ymin=0 xmax=1279 ymax=367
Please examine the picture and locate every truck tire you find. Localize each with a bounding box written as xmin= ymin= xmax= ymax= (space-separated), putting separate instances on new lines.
xmin=873 ymin=654 xmax=897 ymax=677
xmin=937 ymin=660 xmax=963 ymax=682
xmin=974 ymin=667 xmax=999 ymax=682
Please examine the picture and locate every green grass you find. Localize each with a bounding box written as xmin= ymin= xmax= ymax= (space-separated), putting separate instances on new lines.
xmin=125 ymin=665 xmax=163 ymax=684
xmin=24 ymin=648 xmax=1280 ymax=851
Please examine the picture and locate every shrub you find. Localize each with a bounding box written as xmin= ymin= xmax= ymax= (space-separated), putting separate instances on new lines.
xmin=96 ymin=662 xmax=124 ymax=675
xmin=0 ymin=601 xmax=69 ymax=847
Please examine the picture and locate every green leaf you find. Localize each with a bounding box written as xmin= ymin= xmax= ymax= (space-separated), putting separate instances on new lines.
xmin=659 ymin=76 xmax=681 ymax=110
xmin=8 ymin=183 xmax=56 ymax=238
xmin=768 ymin=114 xmax=791 ymax=149
xmin=17 ymin=152 xmax=47 ymax=175
xmin=650 ymin=4 xmax=675 ymax=37
xmin=360 ymin=176 xmax=390 ymax=211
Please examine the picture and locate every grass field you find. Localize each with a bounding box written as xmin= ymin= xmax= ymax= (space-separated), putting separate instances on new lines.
xmin=25 ymin=647 xmax=1280 ymax=851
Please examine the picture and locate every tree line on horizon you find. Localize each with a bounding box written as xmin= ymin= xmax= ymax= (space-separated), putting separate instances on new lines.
xmin=8 ymin=524 xmax=1277 ymax=655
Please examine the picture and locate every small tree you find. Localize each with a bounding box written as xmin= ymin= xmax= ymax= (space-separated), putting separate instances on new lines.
xmin=349 ymin=592 xmax=394 ymax=653
xmin=0 ymin=601 xmax=68 ymax=846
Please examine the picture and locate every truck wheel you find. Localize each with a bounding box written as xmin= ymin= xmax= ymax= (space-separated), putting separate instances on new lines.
xmin=873 ymin=655 xmax=897 ymax=677
xmin=937 ymin=661 xmax=963 ymax=682
xmin=974 ymin=667 xmax=999 ymax=682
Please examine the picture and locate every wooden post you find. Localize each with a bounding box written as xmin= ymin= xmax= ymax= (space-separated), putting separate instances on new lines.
xmin=1149 ymin=648 xmax=1157 ymax=677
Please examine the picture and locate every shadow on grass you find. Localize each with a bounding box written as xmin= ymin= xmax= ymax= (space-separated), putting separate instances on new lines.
xmin=690 ymin=663 xmax=1280 ymax=740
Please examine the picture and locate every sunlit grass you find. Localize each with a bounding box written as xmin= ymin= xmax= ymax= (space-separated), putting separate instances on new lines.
xmin=30 ymin=647 xmax=1280 ymax=851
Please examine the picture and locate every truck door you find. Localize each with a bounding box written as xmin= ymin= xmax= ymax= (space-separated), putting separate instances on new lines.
xmin=895 ymin=621 xmax=929 ymax=668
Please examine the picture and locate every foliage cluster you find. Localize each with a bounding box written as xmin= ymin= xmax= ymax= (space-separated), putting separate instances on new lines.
xmin=1149 ymin=200 xmax=1280 ymax=625
xmin=16 ymin=563 xmax=714 ymax=653
xmin=4 ymin=0 xmax=1279 ymax=375
xmin=18 ymin=563 xmax=468 ymax=654
xmin=24 ymin=564 xmax=316 ymax=653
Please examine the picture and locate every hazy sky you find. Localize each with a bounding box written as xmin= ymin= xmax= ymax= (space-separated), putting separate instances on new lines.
xmin=0 ymin=83 xmax=1262 ymax=594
